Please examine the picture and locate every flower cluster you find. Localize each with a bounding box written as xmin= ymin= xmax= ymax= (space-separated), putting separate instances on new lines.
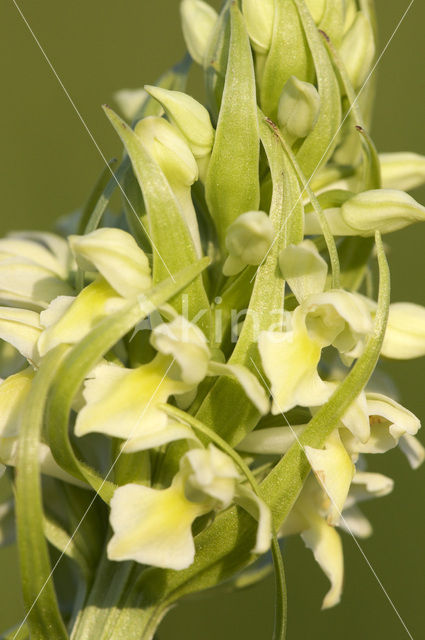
xmin=2 ymin=1 xmax=425 ymax=637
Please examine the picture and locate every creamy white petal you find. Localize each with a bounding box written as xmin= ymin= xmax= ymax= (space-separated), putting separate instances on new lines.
xmin=0 ymin=258 xmax=73 ymax=308
xmin=182 ymin=444 xmax=239 ymax=507
xmin=399 ymin=434 xmax=425 ymax=470
xmin=69 ymin=228 xmax=151 ymax=298
xmin=379 ymin=152 xmax=425 ymax=191
xmin=0 ymin=368 xmax=34 ymax=438
xmin=279 ymin=241 xmax=328 ymax=304
xmin=38 ymin=279 xmax=125 ymax=356
xmin=151 ymin=316 xmax=210 ymax=385
xmin=259 ymin=316 xmax=330 ymax=413
xmin=122 ymin=420 xmax=198 ymax=454
xmin=237 ymin=425 xmax=307 ymax=455
xmin=0 ymin=237 xmax=66 ymax=277
xmin=301 ymin=510 xmax=344 ymax=609
xmin=0 ymin=307 xmax=41 ymax=362
xmin=340 ymin=390 xmax=370 ymax=443
xmin=381 ymin=302 xmax=425 ymax=359
xmin=337 ymin=505 xmax=373 ymax=539
xmin=75 ymin=357 xmax=190 ymax=445
xmin=305 ymin=431 xmax=355 ymax=525
xmin=208 ymin=361 xmax=270 ymax=415
xmin=107 ymin=481 xmax=205 ymax=569
xmin=344 ymin=472 xmax=394 ymax=508
xmin=10 ymin=231 xmax=73 ymax=275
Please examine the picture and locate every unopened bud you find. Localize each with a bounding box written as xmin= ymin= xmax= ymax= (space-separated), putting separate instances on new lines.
xmin=242 ymin=0 xmax=274 ymax=54
xmin=379 ymin=152 xmax=425 ymax=192
xmin=144 ymin=86 xmax=214 ymax=158
xmin=114 ymin=88 xmax=148 ymax=121
xmin=223 ymin=211 xmax=274 ymax=276
xmin=134 ymin=116 xmax=198 ymax=187
xmin=180 ymin=0 xmax=218 ymax=65
xmin=341 ymin=189 xmax=425 ymax=235
xmin=340 ymin=12 xmax=375 ymax=89
xmin=381 ymin=303 xmax=425 ymax=360
xmin=278 ymin=76 xmax=321 ymax=143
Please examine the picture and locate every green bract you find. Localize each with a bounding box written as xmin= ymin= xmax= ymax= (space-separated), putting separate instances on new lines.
xmin=1 ymin=2 xmax=424 ymax=640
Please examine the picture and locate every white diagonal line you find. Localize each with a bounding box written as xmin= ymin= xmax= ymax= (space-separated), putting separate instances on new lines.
xmin=10 ymin=0 xmax=176 ymax=282
xmin=12 ymin=358 xmax=176 ymax=639
xmin=250 ymin=357 xmax=415 ymax=640
xmin=251 ymin=0 xmax=416 ymax=283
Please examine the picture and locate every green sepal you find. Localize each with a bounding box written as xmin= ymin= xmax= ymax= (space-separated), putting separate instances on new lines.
xmin=205 ymin=2 xmax=260 ymax=248
xmin=104 ymin=106 xmax=211 ymax=336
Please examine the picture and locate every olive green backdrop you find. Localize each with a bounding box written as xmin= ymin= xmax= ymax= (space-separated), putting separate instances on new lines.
xmin=1 ymin=1 xmax=424 ymax=638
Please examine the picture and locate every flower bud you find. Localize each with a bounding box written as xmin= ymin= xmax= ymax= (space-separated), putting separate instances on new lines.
xmin=114 ymin=88 xmax=149 ymax=121
xmin=379 ymin=152 xmax=425 ymax=191
xmin=134 ymin=116 xmax=198 ymax=188
xmin=381 ymin=303 xmax=425 ymax=360
xmin=340 ymin=12 xmax=375 ymax=89
xmin=144 ymin=86 xmax=214 ymax=158
xmin=69 ymin=228 xmax=152 ymax=298
xmin=223 ymin=211 xmax=274 ymax=276
xmin=343 ymin=0 xmax=357 ymax=34
xmin=180 ymin=0 xmax=218 ymax=65
xmin=341 ymin=189 xmax=425 ymax=236
xmin=277 ymin=76 xmax=320 ymax=143
xmin=242 ymin=0 xmax=274 ymax=54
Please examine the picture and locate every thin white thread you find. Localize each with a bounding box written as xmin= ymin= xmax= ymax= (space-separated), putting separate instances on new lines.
xmin=251 ymin=0 xmax=416 ymax=283
xmin=250 ymin=358 xmax=414 ymax=640
xmin=12 ymin=359 xmax=176 ymax=639
xmin=10 ymin=0 xmax=176 ymax=282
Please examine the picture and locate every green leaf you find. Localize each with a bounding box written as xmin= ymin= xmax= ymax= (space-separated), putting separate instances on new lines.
xmin=205 ymin=2 xmax=260 ymax=248
xmin=192 ymin=113 xmax=303 ymax=449
xmin=45 ymin=259 xmax=210 ymax=501
xmin=260 ymin=0 xmax=313 ymax=120
xmin=294 ymin=0 xmax=342 ymax=178
xmin=16 ymin=346 xmax=69 ymax=640
xmin=104 ymin=107 xmax=210 ymax=336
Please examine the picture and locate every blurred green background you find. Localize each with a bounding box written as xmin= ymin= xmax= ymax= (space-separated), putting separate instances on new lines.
xmin=1 ymin=1 xmax=424 ymax=638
